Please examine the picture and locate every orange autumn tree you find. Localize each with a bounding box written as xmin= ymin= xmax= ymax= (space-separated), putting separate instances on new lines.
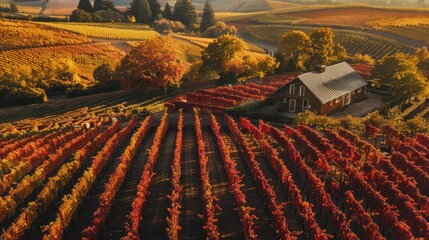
xmin=119 ymin=36 xmax=185 ymax=92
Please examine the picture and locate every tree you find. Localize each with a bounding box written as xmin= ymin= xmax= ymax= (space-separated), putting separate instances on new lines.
xmin=277 ymin=30 xmax=312 ymax=70
xmin=77 ymin=0 xmax=93 ymax=12
xmin=371 ymin=53 xmax=418 ymax=85
xmin=174 ymin=0 xmax=196 ymax=29
xmin=136 ymin=0 xmax=152 ymax=23
xmin=163 ymin=2 xmax=174 ymax=20
xmin=70 ymin=9 xmax=93 ymax=22
xmin=202 ymin=22 xmax=236 ymax=38
xmin=148 ymin=0 xmax=161 ymax=20
xmin=93 ymin=0 xmax=114 ymax=11
xmin=118 ymin=37 xmax=185 ymax=92
xmin=94 ymin=63 xmax=117 ymax=82
xmin=200 ymin=0 xmax=216 ymax=33
xmin=152 ymin=19 xmax=185 ymax=34
xmin=415 ymin=47 xmax=429 ymax=70
xmin=128 ymin=0 xmax=139 ymax=20
xmin=201 ymin=35 xmax=278 ymax=84
xmin=222 ymin=54 xmax=278 ymax=83
xmin=348 ymin=53 xmax=375 ymax=65
xmin=276 ymin=27 xmax=346 ymax=70
xmin=308 ymin=27 xmax=335 ymax=67
xmin=391 ymin=70 xmax=428 ymax=103
xmin=93 ymin=9 xmax=126 ymax=22
xmin=201 ymin=34 xmax=245 ymax=74
xmin=10 ymin=1 xmax=18 ymax=13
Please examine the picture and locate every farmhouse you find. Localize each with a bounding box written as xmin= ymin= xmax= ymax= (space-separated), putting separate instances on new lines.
xmin=269 ymin=62 xmax=367 ymax=115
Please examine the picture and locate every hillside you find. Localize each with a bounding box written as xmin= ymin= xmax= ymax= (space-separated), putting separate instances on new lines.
xmin=244 ymin=25 xmax=416 ymax=59
xmin=0 ymin=19 xmax=92 ymax=51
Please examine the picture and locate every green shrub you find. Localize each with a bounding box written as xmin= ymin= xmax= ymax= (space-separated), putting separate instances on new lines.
xmin=2 ymin=86 xmax=47 ymax=105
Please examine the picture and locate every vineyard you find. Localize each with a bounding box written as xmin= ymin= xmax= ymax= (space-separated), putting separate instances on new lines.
xmin=245 ymin=25 xmax=415 ymax=60
xmin=0 ymin=20 xmax=91 ymax=51
xmin=37 ymin=22 xmax=158 ymax=40
xmin=280 ymin=7 xmax=429 ymax=27
xmin=366 ymin=17 xmax=429 ymax=45
xmin=165 ymin=73 xmax=299 ymax=112
xmin=0 ymin=42 xmax=126 ymax=81
xmin=0 ymin=100 xmax=428 ymax=239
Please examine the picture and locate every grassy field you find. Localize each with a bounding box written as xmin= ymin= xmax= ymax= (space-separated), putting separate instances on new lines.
xmin=245 ymin=25 xmax=415 ymax=59
xmin=37 ymin=22 xmax=158 ymax=40
xmin=0 ymin=19 xmax=91 ymax=51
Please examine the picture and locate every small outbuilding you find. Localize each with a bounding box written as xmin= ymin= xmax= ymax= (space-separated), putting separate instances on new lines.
xmin=268 ymin=62 xmax=368 ymax=115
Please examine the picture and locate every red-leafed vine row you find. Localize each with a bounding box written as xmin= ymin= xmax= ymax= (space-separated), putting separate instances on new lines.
xmin=0 ymin=125 xmax=102 ymax=224
xmin=81 ymin=116 xmax=153 ymax=240
xmin=390 ymin=152 xmax=429 ymax=196
xmin=293 ymin=125 xmax=414 ymax=239
xmin=344 ymin=191 xmax=385 ymax=240
xmin=297 ymin=125 xmax=349 ymax=168
xmin=255 ymin=120 xmax=330 ymax=240
xmin=0 ymin=128 xmax=68 ymax=174
xmin=225 ymin=115 xmax=294 ymax=240
xmin=337 ymin=128 xmax=380 ymax=163
xmin=121 ymin=111 xmax=168 ymax=240
xmin=280 ymin=125 xmax=358 ymax=240
xmin=209 ymin=113 xmax=258 ymax=240
xmin=0 ymin=127 xmax=87 ymax=196
xmin=1 ymin=121 xmax=121 ymax=240
xmin=362 ymin=164 xmax=429 ymax=238
xmin=166 ymin=109 xmax=184 ymax=240
xmin=193 ymin=108 xmax=220 ymax=240
xmin=365 ymin=123 xmax=380 ymax=139
xmin=284 ymin=125 xmax=330 ymax=173
xmin=323 ymin=129 xmax=361 ymax=162
xmin=375 ymin=158 xmax=429 ymax=215
xmin=344 ymin=167 xmax=414 ymax=240
xmin=186 ymin=93 xmax=237 ymax=107
xmin=42 ymin=118 xmax=138 ymax=240
xmin=390 ymin=139 xmax=429 ymax=174
xmin=416 ymin=133 xmax=429 ymax=146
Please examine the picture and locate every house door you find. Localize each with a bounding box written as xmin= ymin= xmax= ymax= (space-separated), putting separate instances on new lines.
xmin=345 ymin=93 xmax=351 ymax=105
xmin=289 ymin=99 xmax=296 ymax=112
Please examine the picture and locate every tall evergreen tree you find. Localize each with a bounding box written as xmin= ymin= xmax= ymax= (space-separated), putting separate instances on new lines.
xmin=148 ymin=0 xmax=161 ymax=20
xmin=77 ymin=0 xmax=93 ymax=12
xmin=200 ymin=0 xmax=215 ymax=33
xmin=93 ymin=0 xmax=114 ymax=11
xmin=174 ymin=0 xmax=196 ymax=29
xmin=128 ymin=0 xmax=139 ymax=19
xmin=136 ymin=0 xmax=152 ymax=23
xmin=163 ymin=2 xmax=173 ymax=20
xmin=10 ymin=0 xmax=18 ymax=13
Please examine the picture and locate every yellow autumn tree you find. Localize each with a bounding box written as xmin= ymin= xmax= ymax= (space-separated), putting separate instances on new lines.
xmin=119 ymin=36 xmax=185 ymax=92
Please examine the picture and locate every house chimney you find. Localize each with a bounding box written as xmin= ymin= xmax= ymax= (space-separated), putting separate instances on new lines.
xmin=315 ymin=64 xmax=326 ymax=73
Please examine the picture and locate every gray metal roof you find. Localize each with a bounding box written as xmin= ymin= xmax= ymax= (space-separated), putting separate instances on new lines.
xmin=297 ymin=62 xmax=367 ymax=104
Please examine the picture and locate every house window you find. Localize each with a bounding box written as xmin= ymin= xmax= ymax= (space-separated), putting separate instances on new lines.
xmin=336 ymin=97 xmax=341 ymax=103
xmin=299 ymin=86 xmax=305 ymax=96
xmin=289 ymin=84 xmax=295 ymax=95
xmin=302 ymin=99 xmax=309 ymax=111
